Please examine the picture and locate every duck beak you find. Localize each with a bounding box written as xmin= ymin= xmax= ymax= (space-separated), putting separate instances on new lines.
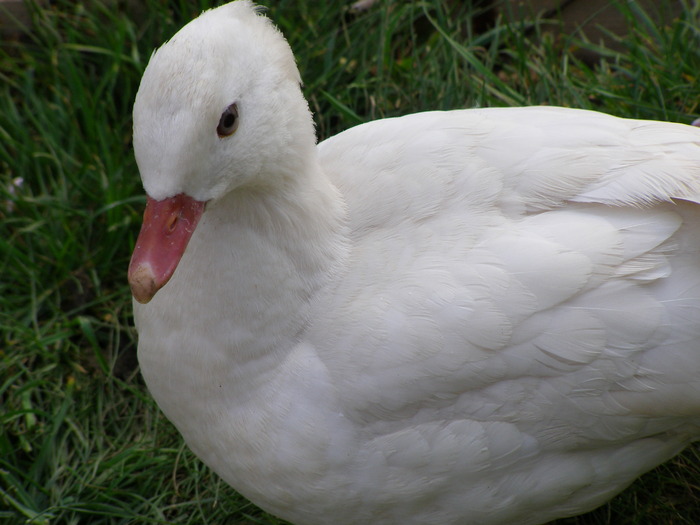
xmin=128 ymin=193 xmax=206 ymax=304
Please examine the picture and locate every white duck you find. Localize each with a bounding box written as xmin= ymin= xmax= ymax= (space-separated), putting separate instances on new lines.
xmin=128 ymin=2 xmax=700 ymax=524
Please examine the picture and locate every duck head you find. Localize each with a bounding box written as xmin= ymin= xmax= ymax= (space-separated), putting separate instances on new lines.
xmin=128 ymin=1 xmax=315 ymax=303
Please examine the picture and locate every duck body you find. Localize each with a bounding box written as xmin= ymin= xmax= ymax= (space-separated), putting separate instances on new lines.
xmin=130 ymin=2 xmax=700 ymax=524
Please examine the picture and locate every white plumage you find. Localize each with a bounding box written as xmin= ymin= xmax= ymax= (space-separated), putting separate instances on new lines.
xmin=128 ymin=2 xmax=700 ymax=524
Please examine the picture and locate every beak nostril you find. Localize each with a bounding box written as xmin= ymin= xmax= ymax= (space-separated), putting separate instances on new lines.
xmin=165 ymin=213 xmax=179 ymax=233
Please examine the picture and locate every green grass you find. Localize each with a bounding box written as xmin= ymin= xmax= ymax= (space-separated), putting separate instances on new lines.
xmin=1 ymin=0 xmax=699 ymax=523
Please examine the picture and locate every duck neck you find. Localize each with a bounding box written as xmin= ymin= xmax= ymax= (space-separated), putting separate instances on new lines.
xmin=171 ymin=154 xmax=347 ymax=370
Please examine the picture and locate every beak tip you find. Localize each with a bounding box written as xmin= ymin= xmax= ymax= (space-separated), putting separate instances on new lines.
xmin=128 ymin=263 xmax=158 ymax=304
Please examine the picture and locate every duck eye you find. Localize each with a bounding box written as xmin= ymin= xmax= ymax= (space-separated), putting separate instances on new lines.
xmin=217 ymin=103 xmax=239 ymax=138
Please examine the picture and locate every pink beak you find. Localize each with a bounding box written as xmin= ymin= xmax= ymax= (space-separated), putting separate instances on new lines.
xmin=128 ymin=193 xmax=206 ymax=304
